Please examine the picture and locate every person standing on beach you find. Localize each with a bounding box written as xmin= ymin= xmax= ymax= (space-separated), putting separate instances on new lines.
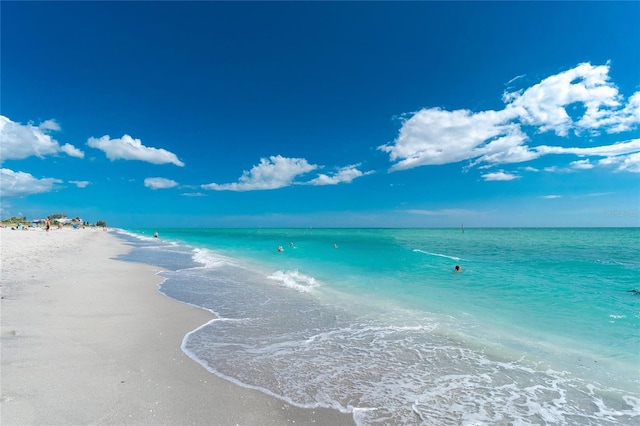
xmin=45 ymin=218 xmax=50 ymax=232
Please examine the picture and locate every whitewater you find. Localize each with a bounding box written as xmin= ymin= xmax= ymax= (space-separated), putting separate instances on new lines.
xmin=116 ymin=228 xmax=640 ymax=425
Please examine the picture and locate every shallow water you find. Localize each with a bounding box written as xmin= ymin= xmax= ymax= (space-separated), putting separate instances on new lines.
xmin=117 ymin=228 xmax=640 ymax=425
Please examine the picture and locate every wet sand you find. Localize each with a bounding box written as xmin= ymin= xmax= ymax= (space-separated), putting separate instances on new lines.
xmin=0 ymin=227 xmax=353 ymax=425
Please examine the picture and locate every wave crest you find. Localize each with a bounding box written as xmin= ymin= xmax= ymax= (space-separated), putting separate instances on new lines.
xmin=267 ymin=269 xmax=320 ymax=293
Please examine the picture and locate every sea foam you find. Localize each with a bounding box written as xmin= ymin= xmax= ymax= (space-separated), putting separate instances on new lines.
xmin=267 ymin=269 xmax=319 ymax=293
xmin=117 ymin=227 xmax=640 ymax=426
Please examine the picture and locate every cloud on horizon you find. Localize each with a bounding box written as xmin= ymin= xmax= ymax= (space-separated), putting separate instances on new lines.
xmin=202 ymin=156 xmax=374 ymax=191
xmin=0 ymin=168 xmax=63 ymax=198
xmin=87 ymin=134 xmax=185 ymax=167
xmin=379 ymin=62 xmax=640 ymax=174
xmin=202 ymin=155 xmax=318 ymax=191
xmin=0 ymin=115 xmax=85 ymax=162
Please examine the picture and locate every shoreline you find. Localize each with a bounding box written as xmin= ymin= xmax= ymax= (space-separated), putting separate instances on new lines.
xmin=0 ymin=227 xmax=353 ymax=425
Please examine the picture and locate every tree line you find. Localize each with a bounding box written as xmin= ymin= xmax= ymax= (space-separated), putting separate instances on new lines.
xmin=0 ymin=214 xmax=107 ymax=228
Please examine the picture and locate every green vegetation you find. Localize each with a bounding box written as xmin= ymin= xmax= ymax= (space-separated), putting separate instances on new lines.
xmin=0 ymin=216 xmax=27 ymax=226
xmin=1 ymin=214 xmax=108 ymax=228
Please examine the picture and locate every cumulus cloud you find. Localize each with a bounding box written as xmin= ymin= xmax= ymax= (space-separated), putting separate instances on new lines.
xmin=0 ymin=168 xmax=62 ymax=197
xmin=569 ymin=160 xmax=594 ymax=170
xmin=202 ymin=155 xmax=318 ymax=191
xmin=0 ymin=115 xmax=84 ymax=162
xmin=60 ymin=144 xmax=85 ymax=158
xmin=598 ymin=152 xmax=640 ymax=173
xmin=506 ymin=62 xmax=624 ymax=136
xmin=379 ymin=108 xmax=523 ymax=171
xmin=307 ymin=164 xmax=374 ymax=186
xmin=69 ymin=180 xmax=91 ymax=188
xmin=87 ymin=134 xmax=185 ymax=166
xmin=601 ymin=92 xmax=640 ymax=133
xmin=482 ymin=171 xmax=520 ymax=181
xmin=380 ymin=62 xmax=640 ymax=175
xmin=202 ymin=156 xmax=374 ymax=191
xmin=144 ymin=177 xmax=179 ymax=190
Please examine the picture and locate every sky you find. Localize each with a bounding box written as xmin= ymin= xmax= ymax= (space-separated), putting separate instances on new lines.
xmin=1 ymin=1 xmax=639 ymax=228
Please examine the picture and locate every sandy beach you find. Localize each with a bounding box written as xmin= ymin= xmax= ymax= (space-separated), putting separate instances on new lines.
xmin=0 ymin=227 xmax=353 ymax=425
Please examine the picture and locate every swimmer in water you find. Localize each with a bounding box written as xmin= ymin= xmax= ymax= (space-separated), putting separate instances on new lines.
xmin=454 ymin=265 xmax=461 ymax=272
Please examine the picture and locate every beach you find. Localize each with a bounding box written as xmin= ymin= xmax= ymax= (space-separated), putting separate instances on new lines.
xmin=0 ymin=227 xmax=353 ymax=425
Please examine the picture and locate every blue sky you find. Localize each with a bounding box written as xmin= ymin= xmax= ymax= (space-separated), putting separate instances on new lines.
xmin=1 ymin=1 xmax=639 ymax=228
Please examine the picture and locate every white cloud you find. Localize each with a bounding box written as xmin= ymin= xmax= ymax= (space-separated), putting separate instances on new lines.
xmin=522 ymin=166 xmax=539 ymax=172
xmin=541 ymin=195 xmax=562 ymax=199
xmin=307 ymin=164 xmax=374 ymax=185
xmin=506 ymin=62 xmax=624 ymax=136
xmin=87 ymin=134 xmax=185 ymax=166
xmin=181 ymin=192 xmax=206 ymax=197
xmin=144 ymin=177 xmax=179 ymax=190
xmin=379 ymin=108 xmax=519 ymax=171
xmin=543 ymin=166 xmax=566 ymax=173
xmin=578 ymin=85 xmax=640 ymax=134
xmin=380 ymin=62 xmax=640 ymax=174
xmin=617 ymin=152 xmax=640 ymax=173
xmin=585 ymin=192 xmax=613 ymax=197
xmin=598 ymin=152 xmax=640 ymax=173
xmin=60 ymin=144 xmax=85 ymax=158
xmin=535 ymin=138 xmax=640 ymax=157
xmin=569 ymin=159 xmax=594 ymax=170
xmin=202 ymin=155 xmax=318 ymax=191
xmin=0 ymin=115 xmax=84 ymax=162
xmin=482 ymin=171 xmax=520 ymax=181
xmin=0 ymin=168 xmax=62 ymax=197
xmin=474 ymin=128 xmax=539 ymax=165
xmin=69 ymin=180 xmax=91 ymax=188
xmin=38 ymin=119 xmax=61 ymax=132
xmin=506 ymin=74 xmax=526 ymax=85
xmin=202 ymin=157 xmax=375 ymax=191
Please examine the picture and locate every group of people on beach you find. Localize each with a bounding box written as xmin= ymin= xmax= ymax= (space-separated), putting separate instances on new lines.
xmin=9 ymin=218 xmax=51 ymax=231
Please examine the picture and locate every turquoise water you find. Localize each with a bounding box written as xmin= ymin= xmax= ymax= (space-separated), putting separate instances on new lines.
xmin=118 ymin=228 xmax=640 ymax=425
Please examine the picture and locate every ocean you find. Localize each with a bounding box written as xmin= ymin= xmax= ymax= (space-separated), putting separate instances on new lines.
xmin=115 ymin=228 xmax=639 ymax=425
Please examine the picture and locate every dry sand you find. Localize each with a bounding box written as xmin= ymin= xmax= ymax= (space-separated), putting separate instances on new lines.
xmin=0 ymin=227 xmax=354 ymax=425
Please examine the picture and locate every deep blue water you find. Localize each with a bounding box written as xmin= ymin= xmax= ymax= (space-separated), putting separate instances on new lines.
xmin=117 ymin=228 xmax=640 ymax=425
